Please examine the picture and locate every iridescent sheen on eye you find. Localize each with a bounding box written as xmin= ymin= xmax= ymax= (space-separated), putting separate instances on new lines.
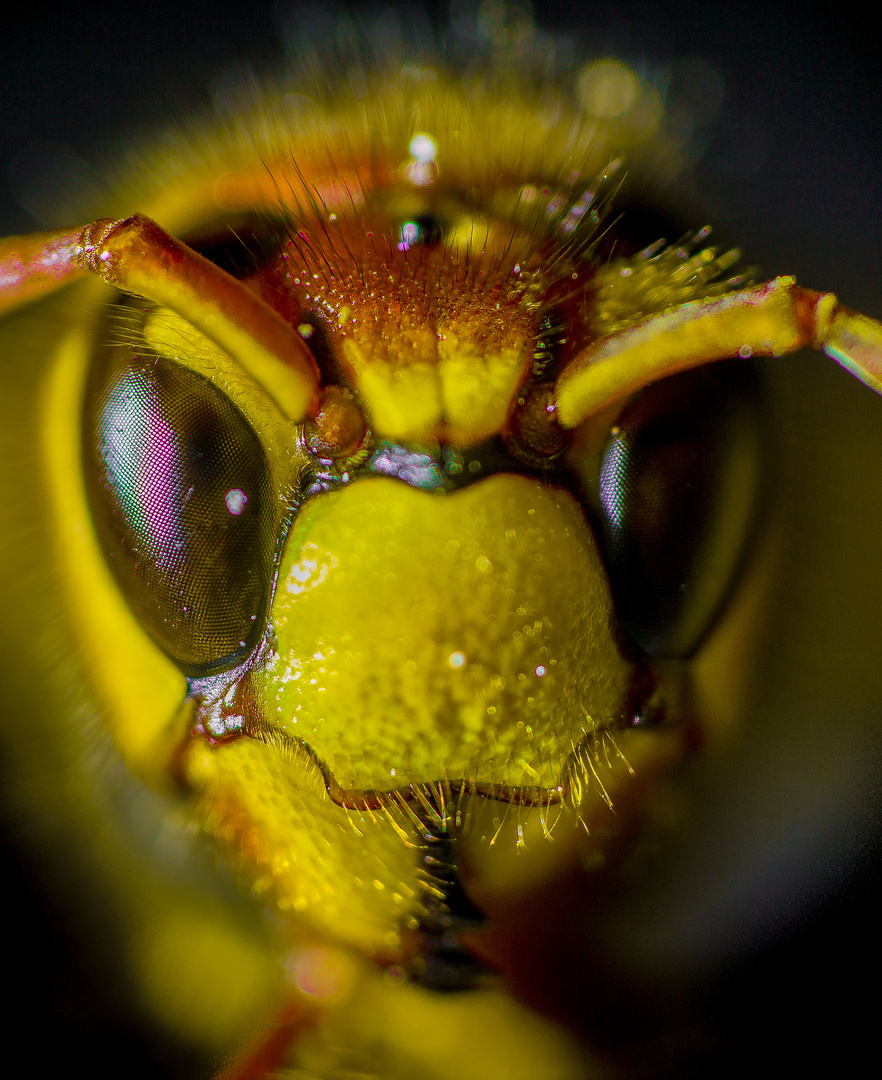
xmin=84 ymin=351 xmax=275 ymax=675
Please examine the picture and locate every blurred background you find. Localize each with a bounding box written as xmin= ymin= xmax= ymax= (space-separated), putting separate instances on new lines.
xmin=2 ymin=2 xmax=880 ymax=1077
xmin=3 ymin=0 xmax=880 ymax=308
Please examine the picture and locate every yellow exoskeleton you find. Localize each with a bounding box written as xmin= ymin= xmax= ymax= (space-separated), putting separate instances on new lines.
xmin=2 ymin=8 xmax=881 ymax=1079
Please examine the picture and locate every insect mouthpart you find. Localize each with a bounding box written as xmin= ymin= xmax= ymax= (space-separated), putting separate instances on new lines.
xmin=178 ymin=465 xmax=676 ymax=963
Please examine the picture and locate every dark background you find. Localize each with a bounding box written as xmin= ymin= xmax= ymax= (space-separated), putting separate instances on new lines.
xmin=3 ymin=1 xmax=880 ymax=311
xmin=2 ymin=2 xmax=881 ymax=1077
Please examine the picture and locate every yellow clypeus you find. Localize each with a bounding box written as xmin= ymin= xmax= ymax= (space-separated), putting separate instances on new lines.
xmin=267 ymin=476 xmax=628 ymax=794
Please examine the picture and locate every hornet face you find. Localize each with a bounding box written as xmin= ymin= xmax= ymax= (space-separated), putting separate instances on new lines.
xmin=2 ymin=7 xmax=881 ymax=1078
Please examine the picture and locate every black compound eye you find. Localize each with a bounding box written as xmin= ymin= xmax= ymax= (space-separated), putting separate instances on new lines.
xmin=84 ymin=350 xmax=275 ymax=675
xmin=597 ymin=361 xmax=765 ymax=659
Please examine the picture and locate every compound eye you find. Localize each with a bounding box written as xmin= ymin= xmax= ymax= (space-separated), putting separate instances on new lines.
xmin=597 ymin=361 xmax=764 ymax=658
xmin=84 ymin=351 xmax=275 ymax=675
